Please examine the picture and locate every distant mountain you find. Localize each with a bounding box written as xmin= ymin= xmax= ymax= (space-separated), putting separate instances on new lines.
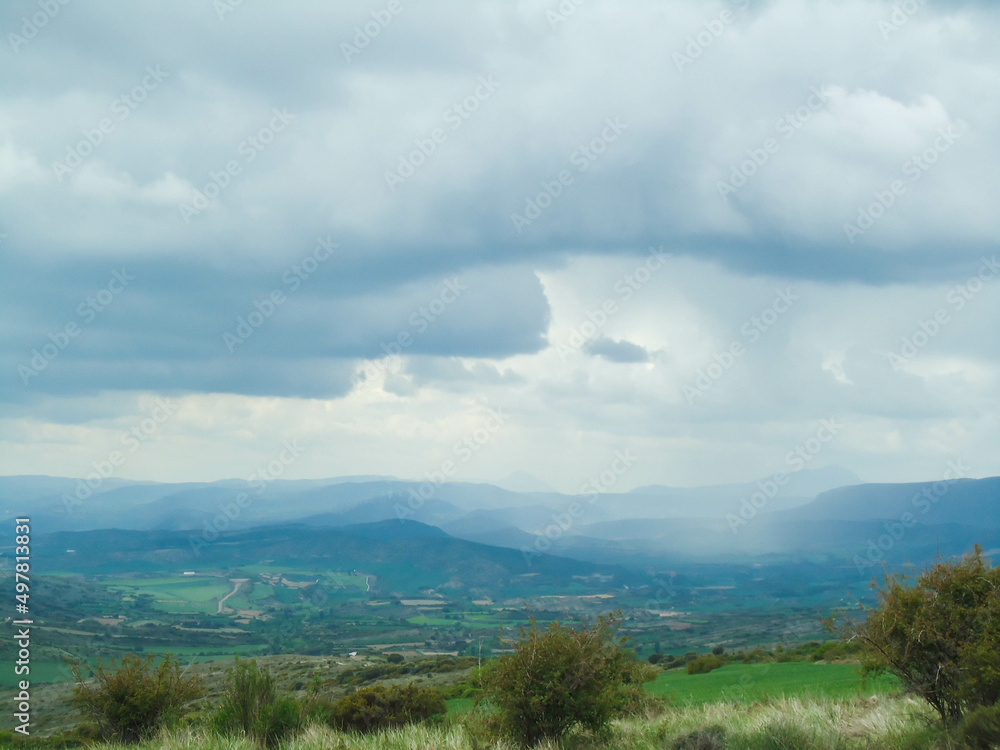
xmin=32 ymin=520 xmax=637 ymax=595
xmin=626 ymin=465 xmax=861 ymax=513
xmin=301 ymin=495 xmax=466 ymax=527
xmin=7 ymin=471 xmax=998 ymax=575
xmin=781 ymin=477 xmax=1000 ymax=527
xmin=491 ymin=471 xmax=557 ymax=494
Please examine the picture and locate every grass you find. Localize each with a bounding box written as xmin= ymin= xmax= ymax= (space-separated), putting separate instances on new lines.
xmin=446 ymin=698 xmax=475 ymax=714
xmin=108 ymin=577 xmax=235 ymax=614
xmin=644 ymin=662 xmax=901 ymax=706
xmin=67 ymin=695 xmax=953 ymax=749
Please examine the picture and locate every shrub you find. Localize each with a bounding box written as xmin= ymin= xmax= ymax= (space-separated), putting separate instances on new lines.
xmin=960 ymin=703 xmax=1000 ymax=749
xmin=648 ymin=653 xmax=664 ymax=665
xmin=854 ymin=545 xmax=1000 ymax=723
xmin=70 ymin=653 xmax=202 ymax=743
xmin=711 ymin=646 xmax=725 ymax=656
xmin=686 ymin=655 xmax=724 ymax=675
xmin=480 ymin=611 xmax=656 ymax=747
xmin=326 ymin=683 xmax=446 ymax=733
xmin=386 ymin=653 xmax=405 ymax=664
xmin=211 ymin=658 xmax=301 ymax=747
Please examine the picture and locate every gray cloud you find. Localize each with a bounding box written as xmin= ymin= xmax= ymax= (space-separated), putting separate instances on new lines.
xmin=1 ymin=0 xmax=998 ymax=487
xmin=584 ymin=337 xmax=650 ymax=363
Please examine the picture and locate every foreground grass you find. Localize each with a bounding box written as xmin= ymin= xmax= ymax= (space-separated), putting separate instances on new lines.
xmin=70 ymin=694 xmax=958 ymax=750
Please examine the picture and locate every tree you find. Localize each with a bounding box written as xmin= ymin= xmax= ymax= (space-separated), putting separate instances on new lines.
xmin=480 ymin=611 xmax=655 ymax=746
xmin=71 ymin=653 xmax=202 ymax=743
xmin=212 ymin=658 xmax=301 ymax=747
xmin=853 ymin=546 xmax=1000 ymax=723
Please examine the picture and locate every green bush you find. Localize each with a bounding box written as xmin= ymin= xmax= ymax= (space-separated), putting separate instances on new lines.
xmin=480 ymin=611 xmax=656 ymax=747
xmin=325 ymin=683 xmax=446 ymax=733
xmin=686 ymin=655 xmax=724 ymax=675
xmin=385 ymin=653 xmax=405 ymax=664
xmin=70 ymin=653 xmax=201 ymax=744
xmin=855 ymin=545 xmax=1000 ymax=723
xmin=648 ymin=653 xmax=664 ymax=664
xmin=211 ymin=658 xmax=301 ymax=747
xmin=959 ymin=703 xmax=1000 ymax=749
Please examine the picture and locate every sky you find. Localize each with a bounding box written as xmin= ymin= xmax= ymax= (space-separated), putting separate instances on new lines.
xmin=1 ymin=0 xmax=998 ymax=494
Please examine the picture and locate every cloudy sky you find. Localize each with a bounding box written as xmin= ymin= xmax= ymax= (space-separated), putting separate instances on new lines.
xmin=1 ymin=0 xmax=998 ymax=493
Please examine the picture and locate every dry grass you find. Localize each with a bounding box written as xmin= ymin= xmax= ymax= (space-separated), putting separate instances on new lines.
xmin=81 ymin=693 xmax=962 ymax=750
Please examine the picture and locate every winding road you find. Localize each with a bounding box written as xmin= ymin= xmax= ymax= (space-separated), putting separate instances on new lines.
xmin=217 ymin=578 xmax=248 ymax=614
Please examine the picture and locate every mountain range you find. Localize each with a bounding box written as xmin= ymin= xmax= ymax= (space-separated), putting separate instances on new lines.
xmin=2 ymin=466 xmax=998 ymax=573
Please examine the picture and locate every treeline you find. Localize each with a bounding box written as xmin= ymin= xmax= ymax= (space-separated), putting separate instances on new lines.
xmin=647 ymin=639 xmax=863 ymax=673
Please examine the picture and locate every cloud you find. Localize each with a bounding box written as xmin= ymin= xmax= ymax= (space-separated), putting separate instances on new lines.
xmin=584 ymin=337 xmax=650 ymax=363
xmin=1 ymin=0 xmax=998 ymax=488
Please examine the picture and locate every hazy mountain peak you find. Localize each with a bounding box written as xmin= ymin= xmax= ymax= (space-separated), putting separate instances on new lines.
xmin=491 ymin=471 xmax=556 ymax=494
xmin=780 ymin=465 xmax=863 ymax=497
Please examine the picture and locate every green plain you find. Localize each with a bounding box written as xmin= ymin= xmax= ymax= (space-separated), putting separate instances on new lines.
xmin=643 ymin=662 xmax=901 ymax=706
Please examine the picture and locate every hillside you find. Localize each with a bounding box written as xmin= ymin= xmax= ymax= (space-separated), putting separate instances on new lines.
xmin=33 ymin=520 xmax=635 ymax=595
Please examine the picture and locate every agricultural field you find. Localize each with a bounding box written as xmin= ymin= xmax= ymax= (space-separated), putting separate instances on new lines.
xmin=107 ymin=576 xmax=234 ymax=614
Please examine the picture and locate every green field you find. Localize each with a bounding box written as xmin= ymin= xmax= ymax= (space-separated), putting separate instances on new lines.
xmin=249 ymin=584 xmax=274 ymax=600
xmin=108 ymin=576 xmax=234 ymax=613
xmin=643 ymin=662 xmax=901 ymax=706
xmin=406 ymin=615 xmax=498 ymax=629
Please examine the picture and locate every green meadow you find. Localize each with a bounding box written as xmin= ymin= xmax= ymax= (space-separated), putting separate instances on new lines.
xmin=643 ymin=661 xmax=900 ymax=706
xmin=108 ymin=576 xmax=234 ymax=614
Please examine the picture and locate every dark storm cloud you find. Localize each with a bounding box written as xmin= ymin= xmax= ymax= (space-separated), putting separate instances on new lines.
xmin=1 ymin=0 xmax=998 ymax=405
